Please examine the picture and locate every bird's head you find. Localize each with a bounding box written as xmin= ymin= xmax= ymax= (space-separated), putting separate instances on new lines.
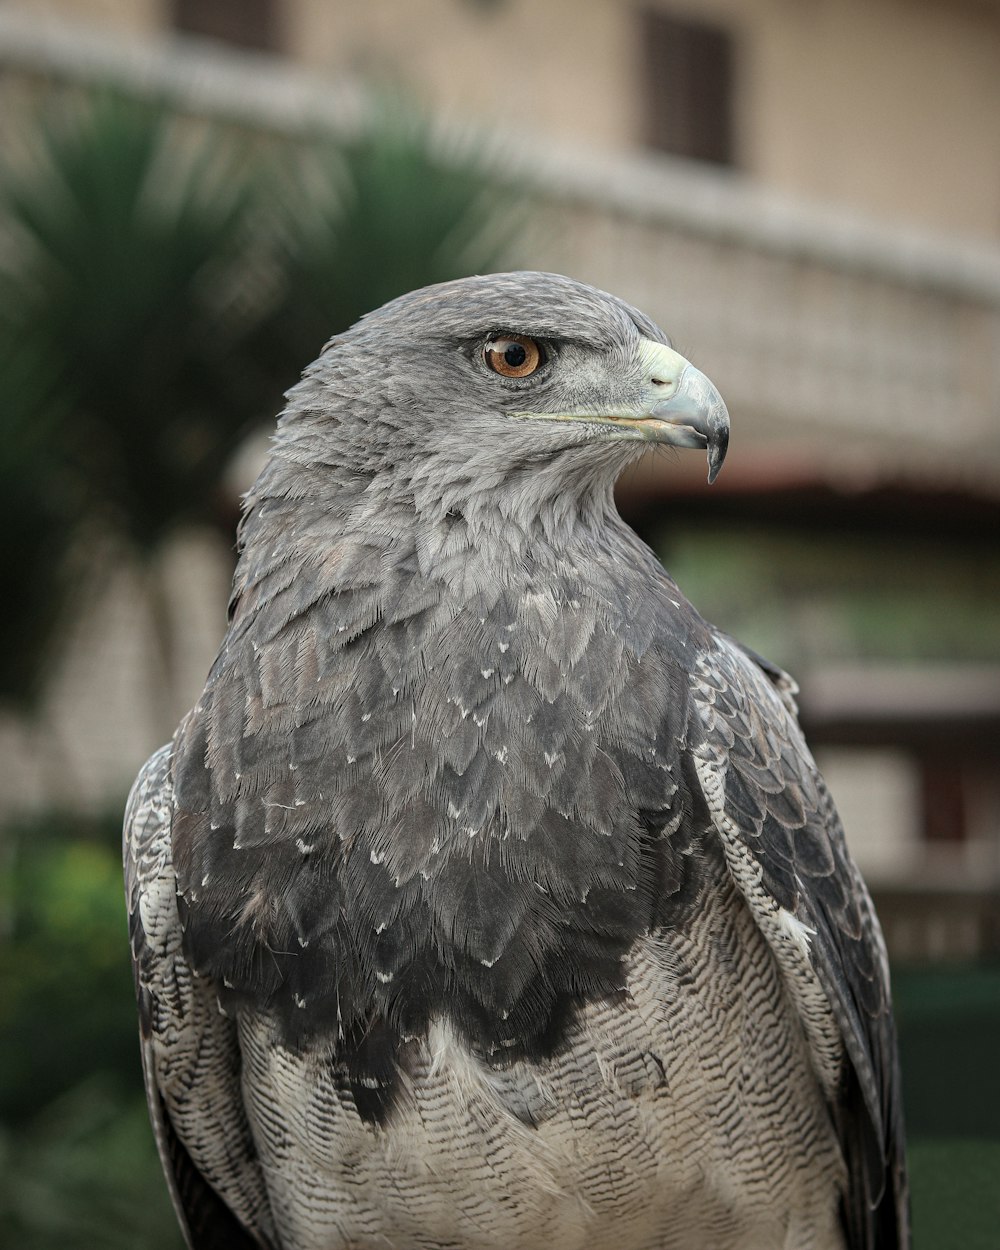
xmin=271 ymin=272 xmax=729 ymax=532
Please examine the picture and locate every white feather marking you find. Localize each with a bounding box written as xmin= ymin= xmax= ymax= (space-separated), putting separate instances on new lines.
xmin=777 ymin=907 xmax=817 ymax=958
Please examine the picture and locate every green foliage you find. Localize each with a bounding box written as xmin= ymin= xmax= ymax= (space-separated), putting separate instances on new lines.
xmin=909 ymin=1138 xmax=1000 ymax=1250
xmin=0 ymin=1077 xmax=183 ymax=1250
xmin=0 ymin=90 xmax=274 ymax=555
xmin=893 ymin=964 xmax=1000 ymax=1142
xmin=0 ymin=811 xmax=183 ymax=1246
xmin=657 ymin=522 xmax=1000 ymax=669
xmin=890 ymin=967 xmax=1000 ymax=1246
xmin=0 ymin=814 xmax=138 ymax=1122
xmin=0 ymin=87 xmax=526 ymax=705
xmin=0 ymin=326 xmax=80 ymax=702
xmin=0 ymin=90 xmax=266 ymax=704
xmin=260 ymin=98 xmax=528 ymax=361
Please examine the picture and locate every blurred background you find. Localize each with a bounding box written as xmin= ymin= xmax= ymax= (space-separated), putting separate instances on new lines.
xmin=0 ymin=1 xmax=998 ymax=1246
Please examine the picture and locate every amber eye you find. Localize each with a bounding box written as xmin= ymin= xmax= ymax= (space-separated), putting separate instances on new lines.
xmin=484 ymin=334 xmax=545 ymax=378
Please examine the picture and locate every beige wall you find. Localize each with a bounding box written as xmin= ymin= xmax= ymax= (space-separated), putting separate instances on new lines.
xmin=23 ymin=0 xmax=163 ymax=35
xmin=290 ymin=0 xmax=636 ymax=153
xmin=14 ymin=0 xmax=1000 ymax=237
xmin=283 ymin=0 xmax=1000 ymax=239
xmin=746 ymin=0 xmax=1000 ymax=239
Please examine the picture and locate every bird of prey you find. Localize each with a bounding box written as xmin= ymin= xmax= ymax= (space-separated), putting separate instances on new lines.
xmin=125 ymin=271 xmax=908 ymax=1250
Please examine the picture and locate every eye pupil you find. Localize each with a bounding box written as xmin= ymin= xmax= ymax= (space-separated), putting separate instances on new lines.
xmin=504 ymin=343 xmax=527 ymax=368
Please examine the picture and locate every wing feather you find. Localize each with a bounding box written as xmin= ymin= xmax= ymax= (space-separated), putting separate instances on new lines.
xmin=124 ymin=744 xmax=277 ymax=1250
xmin=688 ymin=635 xmax=909 ymax=1250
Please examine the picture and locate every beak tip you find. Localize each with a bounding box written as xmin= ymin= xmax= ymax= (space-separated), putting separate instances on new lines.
xmin=706 ymin=415 xmax=730 ymax=485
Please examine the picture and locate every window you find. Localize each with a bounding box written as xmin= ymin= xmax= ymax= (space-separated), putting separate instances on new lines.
xmin=639 ymin=8 xmax=736 ymax=166
xmin=170 ymin=0 xmax=283 ymax=54
xmin=920 ymin=756 xmax=968 ymax=845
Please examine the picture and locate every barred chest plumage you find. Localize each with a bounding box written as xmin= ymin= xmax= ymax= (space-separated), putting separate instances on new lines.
xmin=230 ymin=872 xmax=845 ymax=1250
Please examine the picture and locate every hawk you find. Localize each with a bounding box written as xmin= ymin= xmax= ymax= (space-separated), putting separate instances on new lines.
xmin=125 ymin=272 xmax=908 ymax=1249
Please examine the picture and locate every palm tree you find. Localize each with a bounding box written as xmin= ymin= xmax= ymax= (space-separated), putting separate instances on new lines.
xmin=0 ymin=90 xmax=271 ymax=706
xmin=261 ymin=96 xmax=528 ymax=360
xmin=0 ymin=87 xmax=526 ymax=708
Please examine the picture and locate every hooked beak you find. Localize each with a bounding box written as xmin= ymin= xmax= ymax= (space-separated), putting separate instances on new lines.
xmin=511 ymin=338 xmax=730 ymax=483
xmin=613 ymin=339 xmax=730 ymax=484
xmin=643 ymin=349 xmax=731 ymax=484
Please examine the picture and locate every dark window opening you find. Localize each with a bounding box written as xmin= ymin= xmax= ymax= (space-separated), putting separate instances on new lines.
xmin=170 ymin=0 xmax=282 ymax=54
xmin=639 ymin=8 xmax=736 ymax=166
xmin=920 ymin=757 xmax=969 ymax=844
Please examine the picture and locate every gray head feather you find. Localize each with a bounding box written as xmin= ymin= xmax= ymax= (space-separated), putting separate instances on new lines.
xmin=256 ymin=271 xmax=676 ymax=552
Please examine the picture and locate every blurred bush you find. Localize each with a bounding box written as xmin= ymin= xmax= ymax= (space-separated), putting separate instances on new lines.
xmin=261 ymin=94 xmax=528 ymax=369
xmin=0 ymin=1077 xmax=183 ymax=1250
xmin=0 ymin=92 xmax=262 ymax=703
xmin=0 ymin=812 xmax=182 ymax=1247
xmin=660 ymin=522 xmax=1000 ymax=670
xmin=908 ymin=1138 xmax=1000 ymax=1250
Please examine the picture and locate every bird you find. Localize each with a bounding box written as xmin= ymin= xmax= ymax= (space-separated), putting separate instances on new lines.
xmin=125 ymin=271 xmax=908 ymax=1250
